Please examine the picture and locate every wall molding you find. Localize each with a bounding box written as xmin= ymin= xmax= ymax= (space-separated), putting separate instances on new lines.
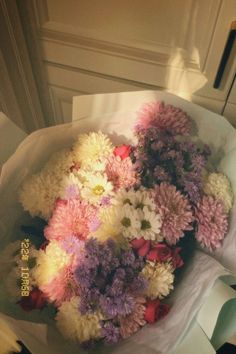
xmin=33 ymin=0 xmax=222 ymax=71
xmin=40 ymin=22 xmax=174 ymax=67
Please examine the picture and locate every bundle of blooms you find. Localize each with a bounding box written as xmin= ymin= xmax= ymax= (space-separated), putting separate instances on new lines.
xmin=3 ymin=101 xmax=234 ymax=348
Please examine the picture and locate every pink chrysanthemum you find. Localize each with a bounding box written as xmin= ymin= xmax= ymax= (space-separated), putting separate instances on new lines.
xmin=106 ymin=156 xmax=138 ymax=190
xmin=45 ymin=198 xmax=97 ymax=241
xmin=154 ymin=183 xmax=194 ymax=245
xmin=136 ymin=101 xmax=191 ymax=135
xmin=195 ymin=196 xmax=228 ymax=251
xmin=119 ymin=297 xmax=146 ymax=339
xmin=40 ymin=266 xmax=78 ymax=306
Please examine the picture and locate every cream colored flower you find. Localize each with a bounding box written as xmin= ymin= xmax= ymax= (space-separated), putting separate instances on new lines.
xmin=113 ymin=188 xmax=137 ymax=206
xmin=114 ymin=188 xmax=155 ymax=211
xmin=73 ymin=131 xmax=113 ymax=171
xmin=91 ymin=206 xmax=128 ymax=247
xmin=19 ymin=148 xmax=74 ymax=220
xmin=43 ymin=148 xmax=74 ymax=176
xmin=137 ymin=206 xmax=163 ymax=241
xmin=33 ymin=241 xmax=70 ymax=287
xmin=142 ymin=261 xmax=174 ymax=299
xmin=203 ymin=172 xmax=234 ymax=213
xmin=56 ymin=296 xmax=103 ymax=342
xmin=81 ymin=173 xmax=114 ymax=204
xmin=120 ymin=204 xmax=140 ymax=239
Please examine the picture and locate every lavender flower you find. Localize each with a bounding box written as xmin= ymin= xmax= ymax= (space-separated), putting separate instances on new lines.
xmin=128 ymin=275 xmax=148 ymax=294
xmin=101 ymin=322 xmax=120 ymax=344
xmin=100 ymin=293 xmax=134 ymax=318
xmin=74 ymin=238 xmax=144 ymax=324
xmin=74 ymin=263 xmax=96 ymax=288
xmin=121 ymin=250 xmax=135 ymax=266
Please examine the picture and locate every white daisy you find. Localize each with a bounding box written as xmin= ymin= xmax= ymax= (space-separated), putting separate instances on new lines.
xmin=81 ymin=173 xmax=114 ymax=204
xmin=119 ymin=204 xmax=140 ymax=239
xmin=113 ymin=189 xmax=137 ymax=207
xmin=114 ymin=188 xmax=156 ymax=211
xmin=132 ymin=188 xmax=156 ymax=211
xmin=137 ymin=206 xmax=163 ymax=241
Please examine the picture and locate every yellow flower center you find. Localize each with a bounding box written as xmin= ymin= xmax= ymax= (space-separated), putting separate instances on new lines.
xmin=92 ymin=185 xmax=105 ymax=196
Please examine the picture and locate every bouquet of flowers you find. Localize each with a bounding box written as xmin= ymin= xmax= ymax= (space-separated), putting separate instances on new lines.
xmin=1 ymin=100 xmax=234 ymax=351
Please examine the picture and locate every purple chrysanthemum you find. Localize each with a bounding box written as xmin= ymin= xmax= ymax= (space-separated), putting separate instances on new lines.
xmin=154 ymin=183 xmax=194 ymax=245
xmin=135 ymin=101 xmax=191 ymax=135
xmin=195 ymin=196 xmax=228 ymax=251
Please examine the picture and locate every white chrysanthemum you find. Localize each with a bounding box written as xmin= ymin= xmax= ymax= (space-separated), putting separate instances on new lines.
xmin=33 ymin=241 xmax=70 ymax=287
xmin=59 ymin=173 xmax=82 ymax=199
xmin=142 ymin=262 xmax=174 ymax=299
xmin=114 ymin=188 xmax=156 ymax=211
xmin=137 ymin=206 xmax=163 ymax=241
xmin=81 ymin=173 xmax=114 ymax=204
xmin=43 ymin=148 xmax=74 ymax=176
xmin=120 ymin=204 xmax=140 ymax=239
xmin=19 ymin=148 xmax=74 ymax=219
xmin=203 ymin=172 xmax=234 ymax=213
xmin=73 ymin=131 xmax=113 ymax=171
xmin=19 ymin=173 xmax=49 ymax=219
xmin=91 ymin=206 xmax=127 ymax=247
xmin=56 ymin=296 xmax=102 ymax=342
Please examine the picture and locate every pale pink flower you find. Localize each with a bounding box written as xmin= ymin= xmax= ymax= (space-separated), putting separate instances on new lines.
xmin=195 ymin=196 xmax=228 ymax=251
xmin=154 ymin=183 xmax=194 ymax=245
xmin=136 ymin=101 xmax=191 ymax=135
xmin=106 ymin=155 xmax=138 ymax=190
xmin=45 ymin=198 xmax=97 ymax=241
xmin=119 ymin=297 xmax=146 ymax=339
xmin=41 ymin=266 xmax=78 ymax=306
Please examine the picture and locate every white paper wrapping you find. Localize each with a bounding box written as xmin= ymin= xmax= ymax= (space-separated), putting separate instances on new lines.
xmin=0 ymin=91 xmax=235 ymax=354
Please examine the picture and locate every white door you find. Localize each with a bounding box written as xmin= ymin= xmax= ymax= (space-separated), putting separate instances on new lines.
xmin=1 ymin=0 xmax=236 ymax=127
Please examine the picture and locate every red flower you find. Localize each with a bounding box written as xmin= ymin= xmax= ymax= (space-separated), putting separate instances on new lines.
xmin=144 ymin=299 xmax=170 ymax=324
xmin=171 ymin=247 xmax=184 ymax=269
xmin=131 ymin=238 xmax=151 ymax=257
xmin=146 ymin=249 xmax=159 ymax=261
xmin=114 ymin=145 xmax=131 ymax=160
xmin=147 ymin=243 xmax=172 ymax=262
xmin=138 ymin=240 xmax=151 ymax=257
xmin=144 ymin=299 xmax=160 ymax=323
xmin=18 ymin=288 xmax=47 ymax=312
xmin=131 ymin=238 xmax=146 ymax=249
